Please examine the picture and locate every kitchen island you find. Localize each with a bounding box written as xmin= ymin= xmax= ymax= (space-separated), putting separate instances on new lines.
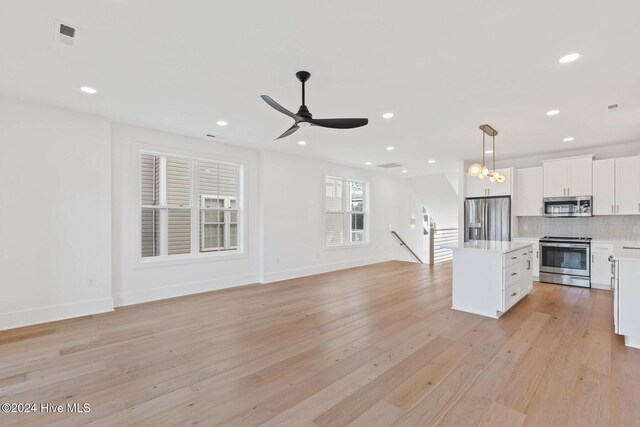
xmin=611 ymin=244 xmax=640 ymax=349
xmin=444 ymin=240 xmax=534 ymax=318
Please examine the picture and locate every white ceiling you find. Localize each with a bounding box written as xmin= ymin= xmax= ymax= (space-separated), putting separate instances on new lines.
xmin=1 ymin=0 xmax=639 ymax=176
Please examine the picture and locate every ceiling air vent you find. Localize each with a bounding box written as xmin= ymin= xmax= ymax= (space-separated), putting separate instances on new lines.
xmin=377 ymin=162 xmax=402 ymax=169
xmin=54 ymin=20 xmax=80 ymax=46
xmin=608 ymin=104 xmax=619 ymax=112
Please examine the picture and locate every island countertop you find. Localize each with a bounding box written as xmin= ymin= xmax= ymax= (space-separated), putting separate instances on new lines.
xmin=443 ymin=240 xmax=533 ymax=254
xmin=611 ymin=243 xmax=640 ymax=262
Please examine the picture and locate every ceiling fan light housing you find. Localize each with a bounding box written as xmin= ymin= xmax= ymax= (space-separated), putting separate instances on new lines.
xmin=298 ymin=121 xmax=311 ymax=128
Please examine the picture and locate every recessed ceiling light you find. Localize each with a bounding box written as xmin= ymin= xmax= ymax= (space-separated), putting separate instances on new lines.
xmin=485 ymin=150 xmax=493 ymax=154
xmin=428 ymin=159 xmax=436 ymax=164
xmin=382 ymin=112 xmax=394 ymax=119
xmin=298 ymin=140 xmax=307 ymax=145
xmin=386 ymin=146 xmax=395 ymax=151
xmin=216 ymin=120 xmax=228 ymax=126
xmin=546 ymin=110 xmax=560 ymax=116
xmin=401 ymin=170 xmax=408 ymax=173
xmin=559 ymin=53 xmax=580 ymax=64
xmin=80 ymin=86 xmax=97 ymax=94
xmin=563 ymin=137 xmax=575 ymax=142
xmin=365 ymin=161 xmax=372 ymax=165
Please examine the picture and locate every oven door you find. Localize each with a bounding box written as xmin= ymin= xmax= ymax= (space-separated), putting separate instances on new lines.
xmin=540 ymin=243 xmax=590 ymax=276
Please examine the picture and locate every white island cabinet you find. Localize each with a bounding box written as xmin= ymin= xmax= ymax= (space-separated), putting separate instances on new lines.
xmin=611 ymin=245 xmax=640 ymax=349
xmin=444 ymin=241 xmax=533 ymax=319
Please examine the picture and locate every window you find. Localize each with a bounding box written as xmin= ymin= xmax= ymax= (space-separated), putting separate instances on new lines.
xmin=140 ymin=152 xmax=241 ymax=258
xmin=325 ymin=176 xmax=368 ymax=246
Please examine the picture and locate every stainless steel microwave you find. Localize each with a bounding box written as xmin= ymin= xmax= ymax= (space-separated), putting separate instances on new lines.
xmin=543 ymin=196 xmax=592 ymax=217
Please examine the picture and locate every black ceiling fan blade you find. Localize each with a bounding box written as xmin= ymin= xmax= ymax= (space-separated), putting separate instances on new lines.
xmin=274 ymin=124 xmax=300 ymax=140
xmin=307 ymin=118 xmax=368 ymax=129
xmin=261 ymin=95 xmax=300 ymax=120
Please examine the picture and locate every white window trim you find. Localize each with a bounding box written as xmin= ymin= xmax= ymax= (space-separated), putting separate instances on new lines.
xmin=137 ymin=149 xmax=244 ymax=263
xmin=324 ymin=175 xmax=369 ymax=247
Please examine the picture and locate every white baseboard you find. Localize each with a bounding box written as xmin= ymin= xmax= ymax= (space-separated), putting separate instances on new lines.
xmin=0 ymin=297 xmax=114 ymax=331
xmin=262 ymin=255 xmax=393 ymax=284
xmin=591 ymin=283 xmax=612 ymax=290
xmin=113 ymin=274 xmax=258 ymax=307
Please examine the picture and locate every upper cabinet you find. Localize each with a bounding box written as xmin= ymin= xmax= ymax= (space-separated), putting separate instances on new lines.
xmin=589 ymin=156 xmax=639 ymax=215
xmin=515 ymin=167 xmax=543 ymax=216
xmin=543 ymin=155 xmax=593 ymax=197
xmin=593 ymin=159 xmax=615 ymax=215
xmin=615 ymin=156 xmax=640 ymax=214
xmin=465 ymin=168 xmax=512 ymax=198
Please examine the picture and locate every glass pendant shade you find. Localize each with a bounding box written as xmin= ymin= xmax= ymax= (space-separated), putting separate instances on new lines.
xmin=496 ymin=174 xmax=506 ymax=183
xmin=481 ymin=166 xmax=489 ymax=176
xmin=468 ymin=163 xmax=482 ymax=176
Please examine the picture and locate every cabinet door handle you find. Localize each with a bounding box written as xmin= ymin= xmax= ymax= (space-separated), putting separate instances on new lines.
xmin=612 ymin=205 xmax=614 ymax=214
xmin=511 ymin=256 xmax=517 ymax=260
xmin=617 ymin=205 xmax=620 ymax=213
xmin=511 ymin=292 xmax=517 ymax=296
xmin=511 ymin=272 xmax=517 ymax=276
xmin=536 ymin=251 xmax=539 ymax=259
xmin=522 ymin=252 xmax=528 ymax=255
xmin=568 ymin=187 xmax=570 ymax=195
xmin=592 ymin=254 xmax=594 ymax=263
xmin=527 ymin=260 xmax=531 ymax=270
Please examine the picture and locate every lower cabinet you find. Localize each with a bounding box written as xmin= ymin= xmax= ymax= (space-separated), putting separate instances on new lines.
xmin=503 ymin=248 xmax=533 ymax=311
xmin=513 ymin=238 xmax=540 ymax=278
xmin=591 ymin=241 xmax=614 ymax=289
xmin=451 ymin=244 xmax=534 ymax=318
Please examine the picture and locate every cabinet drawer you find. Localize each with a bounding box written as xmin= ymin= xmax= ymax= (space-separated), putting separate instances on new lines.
xmin=592 ymin=243 xmax=614 ymax=253
xmin=504 ymin=262 xmax=522 ymax=287
xmin=504 ymin=282 xmax=523 ymax=311
xmin=503 ymin=251 xmax=522 ymax=268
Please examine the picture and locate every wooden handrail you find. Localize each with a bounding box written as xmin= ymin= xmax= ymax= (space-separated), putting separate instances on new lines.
xmin=391 ymin=231 xmax=424 ymax=264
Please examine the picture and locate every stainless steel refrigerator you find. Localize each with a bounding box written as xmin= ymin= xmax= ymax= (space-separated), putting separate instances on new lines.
xmin=464 ymin=196 xmax=511 ymax=242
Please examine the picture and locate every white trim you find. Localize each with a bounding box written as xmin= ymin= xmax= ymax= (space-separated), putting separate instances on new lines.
xmin=323 ymin=175 xmax=370 ymax=247
xmin=0 ymin=298 xmax=114 ymax=331
xmin=113 ymin=274 xmax=257 ymax=307
xmin=136 ymin=148 xmax=243 ymax=262
xmin=262 ymin=256 xmax=391 ymax=283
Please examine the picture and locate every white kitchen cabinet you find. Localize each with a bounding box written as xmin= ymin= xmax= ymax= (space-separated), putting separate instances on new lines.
xmin=543 ymin=155 xmax=593 ymax=197
xmin=515 ymin=167 xmax=543 ymax=216
xmin=566 ymin=156 xmax=593 ymax=196
xmin=612 ymin=249 xmax=640 ymax=349
xmin=592 ymin=156 xmax=640 ymax=215
xmin=615 ymin=156 xmax=640 ymax=214
xmin=513 ymin=238 xmax=540 ymax=278
xmin=465 ymin=168 xmax=512 ymax=198
xmin=593 ymin=159 xmax=616 ymax=215
xmin=591 ymin=241 xmax=614 ymax=289
xmin=543 ymin=160 xmax=566 ymax=197
xmin=449 ymin=241 xmax=533 ymax=318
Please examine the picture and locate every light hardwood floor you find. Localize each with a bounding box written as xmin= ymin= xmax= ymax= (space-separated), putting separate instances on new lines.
xmin=1 ymin=261 xmax=639 ymax=426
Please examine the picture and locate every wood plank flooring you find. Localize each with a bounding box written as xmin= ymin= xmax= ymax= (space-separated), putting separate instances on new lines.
xmin=1 ymin=261 xmax=639 ymax=426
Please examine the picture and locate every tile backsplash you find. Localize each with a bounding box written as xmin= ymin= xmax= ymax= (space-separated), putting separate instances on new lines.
xmin=517 ymin=216 xmax=640 ymax=241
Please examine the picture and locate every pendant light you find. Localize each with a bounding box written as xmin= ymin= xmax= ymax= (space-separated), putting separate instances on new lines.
xmin=468 ymin=124 xmax=506 ymax=184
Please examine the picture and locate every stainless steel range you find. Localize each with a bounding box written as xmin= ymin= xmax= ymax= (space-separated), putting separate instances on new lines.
xmin=539 ymin=236 xmax=591 ymax=287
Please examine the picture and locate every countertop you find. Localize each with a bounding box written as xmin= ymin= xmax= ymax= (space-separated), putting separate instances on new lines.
xmin=443 ymin=240 xmax=533 ymax=254
xmin=612 ymin=244 xmax=640 ymax=262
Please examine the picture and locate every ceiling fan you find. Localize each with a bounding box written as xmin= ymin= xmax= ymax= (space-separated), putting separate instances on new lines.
xmin=261 ymin=71 xmax=368 ymax=140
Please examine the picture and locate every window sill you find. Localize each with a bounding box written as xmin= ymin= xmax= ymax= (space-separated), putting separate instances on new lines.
xmin=135 ymin=250 xmax=247 ymax=268
xmin=325 ymin=242 xmax=371 ymax=250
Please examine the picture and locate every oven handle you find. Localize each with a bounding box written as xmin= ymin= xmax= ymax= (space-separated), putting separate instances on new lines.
xmin=540 ymin=242 xmax=590 ymax=249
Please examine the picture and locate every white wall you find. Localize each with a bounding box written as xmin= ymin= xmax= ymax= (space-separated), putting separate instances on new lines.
xmin=0 ymin=97 xmax=113 ymax=330
xmin=110 ymin=124 xmax=261 ymax=306
xmin=260 ymin=151 xmax=425 ymax=282
xmin=0 ymin=97 xmax=427 ymax=330
xmin=406 ymin=173 xmax=459 ymax=229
